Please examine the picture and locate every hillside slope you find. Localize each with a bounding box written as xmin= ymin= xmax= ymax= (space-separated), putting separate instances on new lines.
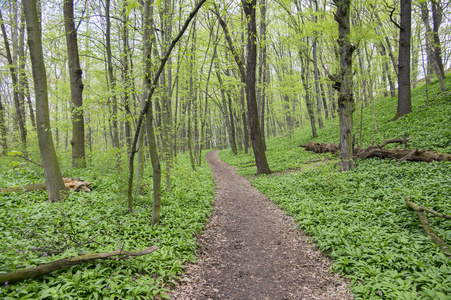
xmin=220 ymin=76 xmax=451 ymax=299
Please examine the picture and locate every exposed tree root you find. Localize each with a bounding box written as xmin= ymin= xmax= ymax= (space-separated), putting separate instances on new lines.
xmin=0 ymin=246 xmax=158 ymax=284
xmin=0 ymin=178 xmax=91 ymax=193
xmin=404 ymin=198 xmax=451 ymax=256
xmin=299 ymin=138 xmax=451 ymax=163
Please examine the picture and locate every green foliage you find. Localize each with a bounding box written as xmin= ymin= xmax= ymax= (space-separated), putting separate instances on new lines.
xmin=0 ymin=151 xmax=215 ymax=299
xmin=220 ymin=76 xmax=451 ymax=299
xmin=310 ymin=76 xmax=451 ymax=153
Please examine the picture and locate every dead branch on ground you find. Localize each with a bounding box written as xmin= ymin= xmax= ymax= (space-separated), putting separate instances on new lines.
xmin=404 ymin=198 xmax=451 ymax=256
xmin=0 ymin=246 xmax=158 ymax=284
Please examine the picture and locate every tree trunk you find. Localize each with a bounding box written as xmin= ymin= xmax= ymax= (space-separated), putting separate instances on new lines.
xmin=300 ymin=53 xmax=317 ymax=138
xmin=243 ymin=0 xmax=271 ymax=175
xmin=0 ymin=8 xmax=27 ymax=153
xmin=313 ymin=38 xmax=324 ymax=129
xmin=126 ymin=0 xmax=207 ymax=216
xmin=395 ymin=0 xmax=412 ymax=120
xmin=136 ymin=0 xmax=155 ymax=196
xmin=378 ymin=43 xmax=396 ymax=98
xmin=23 ymin=0 xmax=67 ymax=202
xmin=0 ymin=92 xmax=7 ymax=155
xmin=105 ymin=0 xmax=119 ymax=151
xmin=121 ymin=0 xmax=132 ymax=150
xmin=420 ymin=1 xmax=446 ymax=92
xmin=217 ymin=69 xmax=237 ymax=155
xmin=431 ymin=1 xmax=445 ymax=79
xmin=259 ymin=0 xmax=267 ymax=150
xmin=64 ymin=0 xmax=86 ymax=168
xmin=334 ymin=0 xmax=355 ymax=171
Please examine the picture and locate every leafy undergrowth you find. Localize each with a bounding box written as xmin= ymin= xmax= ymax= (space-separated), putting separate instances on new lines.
xmin=220 ymin=76 xmax=451 ymax=299
xmin=0 ymin=151 xmax=215 ymax=299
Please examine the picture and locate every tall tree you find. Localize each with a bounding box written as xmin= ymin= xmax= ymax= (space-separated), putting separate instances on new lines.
xmin=332 ymin=0 xmax=355 ymax=170
xmin=63 ymin=0 xmax=86 ymax=168
xmin=243 ymin=0 xmax=271 ymax=175
xmin=0 ymin=87 xmax=7 ymax=155
xmin=394 ymin=0 xmax=411 ymax=119
xmin=0 ymin=8 xmax=27 ymax=152
xmin=105 ymin=0 xmax=119 ymax=150
xmin=23 ymin=0 xmax=67 ymax=201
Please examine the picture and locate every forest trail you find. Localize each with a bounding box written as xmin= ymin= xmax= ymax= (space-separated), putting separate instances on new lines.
xmin=169 ymin=151 xmax=353 ymax=300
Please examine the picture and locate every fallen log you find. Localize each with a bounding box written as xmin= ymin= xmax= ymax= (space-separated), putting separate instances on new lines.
xmin=0 ymin=245 xmax=158 ymax=284
xmin=0 ymin=178 xmax=91 ymax=193
xmin=299 ymin=139 xmax=451 ymax=163
xmin=404 ymin=199 xmax=451 ymax=256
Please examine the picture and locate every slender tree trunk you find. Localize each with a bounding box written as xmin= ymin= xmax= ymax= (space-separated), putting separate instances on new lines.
xmin=243 ymin=0 xmax=271 ymax=175
xmin=0 ymin=91 xmax=7 ymax=155
xmin=259 ymin=0 xmax=267 ymax=150
xmin=313 ymin=37 xmax=324 ymax=129
xmin=421 ymin=1 xmax=446 ymax=92
xmin=126 ymin=0 xmax=207 ymax=215
xmin=23 ymin=0 xmax=67 ymax=201
xmin=431 ymin=0 xmax=445 ymax=79
xmin=333 ymin=0 xmax=355 ymax=170
xmin=106 ymin=0 xmax=119 ymax=151
xmin=136 ymin=0 xmax=155 ymax=196
xmin=378 ymin=43 xmax=396 ymax=98
xmin=0 ymin=8 xmax=27 ymax=153
xmin=64 ymin=0 xmax=86 ymax=168
xmin=300 ymin=53 xmax=317 ymax=138
xmin=122 ymin=0 xmax=132 ymax=150
xmin=385 ymin=37 xmax=398 ymax=77
xmin=395 ymin=0 xmax=412 ymax=120
xmin=215 ymin=10 xmax=249 ymax=154
xmin=217 ymin=69 xmax=237 ymax=155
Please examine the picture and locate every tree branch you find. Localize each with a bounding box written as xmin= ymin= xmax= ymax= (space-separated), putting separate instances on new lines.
xmin=0 ymin=246 xmax=158 ymax=284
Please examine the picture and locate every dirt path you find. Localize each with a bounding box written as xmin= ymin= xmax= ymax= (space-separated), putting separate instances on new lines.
xmin=168 ymin=151 xmax=353 ymax=299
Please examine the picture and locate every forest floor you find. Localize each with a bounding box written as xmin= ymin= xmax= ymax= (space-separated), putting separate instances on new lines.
xmin=168 ymin=151 xmax=353 ymax=300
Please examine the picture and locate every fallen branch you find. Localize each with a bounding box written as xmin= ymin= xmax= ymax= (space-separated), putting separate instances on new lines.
xmin=405 ymin=199 xmax=451 ymax=220
xmin=397 ymin=148 xmax=418 ymax=164
xmin=12 ymin=153 xmax=43 ymax=168
xmin=299 ymin=138 xmax=451 ymax=163
xmin=0 ymin=178 xmax=91 ymax=193
xmin=0 ymin=246 xmax=158 ymax=284
xmin=404 ymin=198 xmax=451 ymax=256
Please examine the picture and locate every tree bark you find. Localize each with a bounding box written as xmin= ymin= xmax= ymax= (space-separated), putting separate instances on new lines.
xmin=242 ymin=0 xmax=271 ymax=175
xmin=431 ymin=0 xmax=445 ymax=79
xmin=217 ymin=69 xmax=237 ymax=155
xmin=0 ymin=246 xmax=158 ymax=285
xmin=334 ymin=0 xmax=355 ymax=170
xmin=64 ymin=0 xmax=86 ymax=168
xmin=23 ymin=0 xmax=67 ymax=202
xmin=105 ymin=0 xmax=119 ymax=150
xmin=0 ymin=92 xmax=7 ymax=155
xmin=420 ymin=1 xmax=446 ymax=92
xmin=0 ymin=8 xmax=27 ymax=153
xmin=405 ymin=199 xmax=450 ymax=256
xmin=394 ymin=0 xmax=412 ymax=120
xmin=126 ymin=0 xmax=207 ymax=216
xmin=300 ymin=54 xmax=317 ymax=138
